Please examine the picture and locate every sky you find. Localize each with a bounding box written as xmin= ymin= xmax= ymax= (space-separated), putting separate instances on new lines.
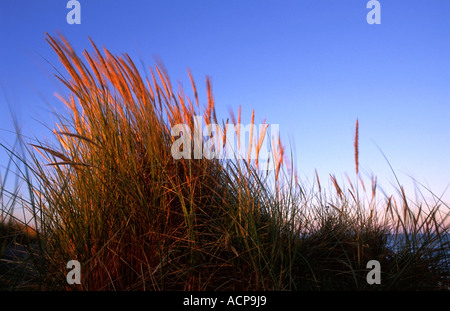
xmin=1 ymin=0 xmax=449 ymax=208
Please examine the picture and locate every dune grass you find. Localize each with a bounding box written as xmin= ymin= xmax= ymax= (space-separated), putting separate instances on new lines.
xmin=0 ymin=33 xmax=449 ymax=290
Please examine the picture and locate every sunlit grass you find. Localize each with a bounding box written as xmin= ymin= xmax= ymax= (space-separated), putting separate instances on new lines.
xmin=0 ymin=33 xmax=448 ymax=290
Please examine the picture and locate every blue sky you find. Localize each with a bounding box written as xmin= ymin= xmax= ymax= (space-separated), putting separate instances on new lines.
xmin=1 ymin=0 xmax=449 ymax=205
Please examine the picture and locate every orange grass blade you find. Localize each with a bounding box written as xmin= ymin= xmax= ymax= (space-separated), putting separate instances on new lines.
xmin=354 ymin=118 xmax=359 ymax=175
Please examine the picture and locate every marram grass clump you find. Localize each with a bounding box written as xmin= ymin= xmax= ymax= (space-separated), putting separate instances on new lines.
xmin=0 ymin=34 xmax=449 ymax=290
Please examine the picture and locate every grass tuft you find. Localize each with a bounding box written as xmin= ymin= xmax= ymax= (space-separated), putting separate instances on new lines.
xmin=0 ymin=34 xmax=448 ymax=290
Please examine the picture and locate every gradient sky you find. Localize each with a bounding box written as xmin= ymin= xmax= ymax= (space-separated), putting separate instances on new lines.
xmin=1 ymin=0 xmax=449 ymax=206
